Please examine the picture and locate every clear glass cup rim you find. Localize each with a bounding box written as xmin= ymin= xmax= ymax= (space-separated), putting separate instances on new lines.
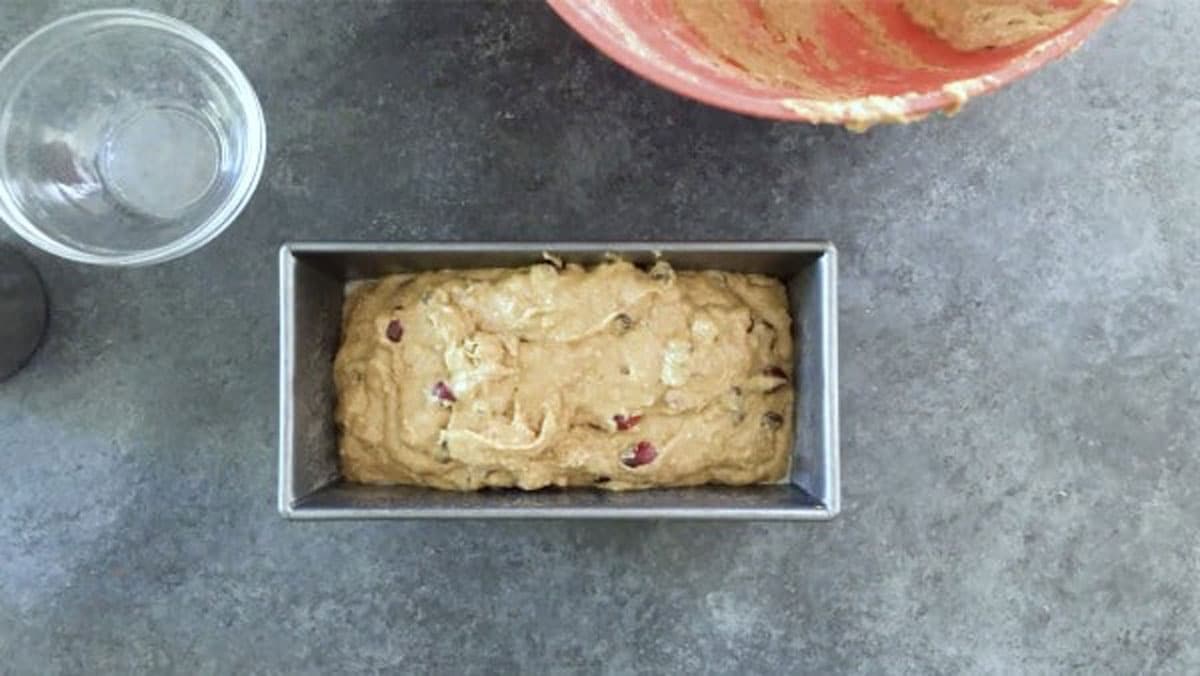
xmin=0 ymin=9 xmax=267 ymax=267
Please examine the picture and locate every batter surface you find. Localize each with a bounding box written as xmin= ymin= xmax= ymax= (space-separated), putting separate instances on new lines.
xmin=902 ymin=0 xmax=1112 ymax=52
xmin=673 ymin=0 xmax=1110 ymax=92
xmin=334 ymin=259 xmax=794 ymax=491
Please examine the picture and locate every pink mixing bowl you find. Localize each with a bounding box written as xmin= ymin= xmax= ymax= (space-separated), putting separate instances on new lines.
xmin=547 ymin=0 xmax=1126 ymax=128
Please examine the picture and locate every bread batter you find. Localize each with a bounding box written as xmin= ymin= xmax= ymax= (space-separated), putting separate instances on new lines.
xmin=902 ymin=0 xmax=1113 ymax=52
xmin=335 ymin=259 xmax=794 ymax=491
xmin=673 ymin=0 xmax=1110 ymax=92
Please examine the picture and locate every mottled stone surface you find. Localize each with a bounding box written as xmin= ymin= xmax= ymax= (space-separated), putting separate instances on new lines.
xmin=1 ymin=1 xmax=1196 ymax=673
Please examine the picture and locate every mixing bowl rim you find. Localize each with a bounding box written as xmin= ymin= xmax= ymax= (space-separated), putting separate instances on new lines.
xmin=546 ymin=0 xmax=1126 ymax=126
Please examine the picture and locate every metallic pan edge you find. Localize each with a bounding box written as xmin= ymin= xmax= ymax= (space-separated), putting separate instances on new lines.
xmin=279 ymin=242 xmax=839 ymax=521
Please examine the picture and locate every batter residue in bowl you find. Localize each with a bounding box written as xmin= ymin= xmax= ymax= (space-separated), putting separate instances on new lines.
xmin=903 ymin=0 xmax=1114 ymax=51
xmin=673 ymin=0 xmax=1110 ymax=92
xmin=334 ymin=259 xmax=793 ymax=492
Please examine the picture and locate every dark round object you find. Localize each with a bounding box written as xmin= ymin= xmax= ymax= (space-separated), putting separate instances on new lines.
xmin=0 ymin=246 xmax=47 ymax=381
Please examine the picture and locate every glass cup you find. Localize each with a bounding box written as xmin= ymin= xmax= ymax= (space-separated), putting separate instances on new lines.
xmin=0 ymin=10 xmax=266 ymax=266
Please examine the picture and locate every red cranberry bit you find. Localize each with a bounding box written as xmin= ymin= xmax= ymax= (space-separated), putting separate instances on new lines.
xmin=432 ymin=381 xmax=456 ymax=403
xmin=385 ymin=319 xmax=404 ymax=342
xmin=613 ymin=414 xmax=642 ymax=431
xmin=621 ymin=441 xmax=657 ymax=468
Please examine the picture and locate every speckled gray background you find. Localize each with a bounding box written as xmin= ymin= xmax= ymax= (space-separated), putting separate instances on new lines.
xmin=1 ymin=1 xmax=1196 ymax=673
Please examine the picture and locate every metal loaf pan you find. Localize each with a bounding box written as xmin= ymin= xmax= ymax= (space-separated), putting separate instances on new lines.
xmin=279 ymin=242 xmax=839 ymax=520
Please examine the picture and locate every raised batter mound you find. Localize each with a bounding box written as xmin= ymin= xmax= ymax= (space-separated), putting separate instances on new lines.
xmin=901 ymin=0 xmax=1113 ymax=52
xmin=672 ymin=0 xmax=1112 ymax=92
xmin=334 ymin=259 xmax=794 ymax=491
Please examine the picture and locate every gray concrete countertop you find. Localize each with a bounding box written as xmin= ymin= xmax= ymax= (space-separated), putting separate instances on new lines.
xmin=2 ymin=1 xmax=1195 ymax=673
